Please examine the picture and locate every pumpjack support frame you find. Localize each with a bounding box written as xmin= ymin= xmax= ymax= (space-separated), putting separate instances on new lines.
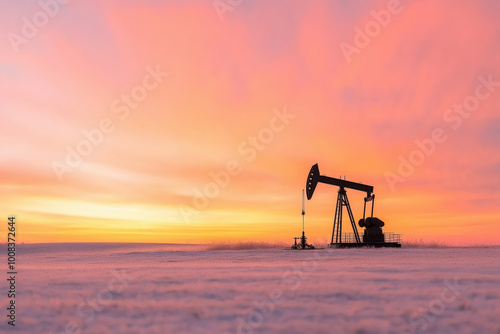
xmin=332 ymin=187 xmax=360 ymax=244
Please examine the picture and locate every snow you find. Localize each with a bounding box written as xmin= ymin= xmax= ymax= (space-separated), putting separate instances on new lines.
xmin=6 ymin=243 xmax=500 ymax=334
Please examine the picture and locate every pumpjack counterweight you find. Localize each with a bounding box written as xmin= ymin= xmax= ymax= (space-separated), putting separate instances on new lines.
xmin=306 ymin=163 xmax=401 ymax=248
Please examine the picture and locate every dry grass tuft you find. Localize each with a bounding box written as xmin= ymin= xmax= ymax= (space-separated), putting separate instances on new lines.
xmin=403 ymin=238 xmax=450 ymax=248
xmin=205 ymin=241 xmax=289 ymax=250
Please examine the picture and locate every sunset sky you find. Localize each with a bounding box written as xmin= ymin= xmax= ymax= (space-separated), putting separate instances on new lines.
xmin=1 ymin=0 xmax=499 ymax=245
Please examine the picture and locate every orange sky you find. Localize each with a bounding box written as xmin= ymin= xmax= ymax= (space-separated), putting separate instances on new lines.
xmin=1 ymin=0 xmax=499 ymax=245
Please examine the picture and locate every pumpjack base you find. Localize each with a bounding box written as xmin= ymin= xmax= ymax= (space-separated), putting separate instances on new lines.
xmin=328 ymin=242 xmax=401 ymax=248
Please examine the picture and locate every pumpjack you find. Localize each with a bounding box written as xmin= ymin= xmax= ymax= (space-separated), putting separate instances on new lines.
xmin=291 ymin=189 xmax=315 ymax=249
xmin=306 ymin=163 xmax=401 ymax=248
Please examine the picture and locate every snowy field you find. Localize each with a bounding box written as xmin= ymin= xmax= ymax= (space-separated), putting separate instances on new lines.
xmin=7 ymin=243 xmax=500 ymax=334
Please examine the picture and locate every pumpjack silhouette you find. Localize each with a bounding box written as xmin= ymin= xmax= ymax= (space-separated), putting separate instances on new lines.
xmin=298 ymin=163 xmax=401 ymax=248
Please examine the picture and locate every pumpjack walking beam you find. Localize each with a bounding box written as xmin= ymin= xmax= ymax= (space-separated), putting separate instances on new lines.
xmin=306 ymin=164 xmax=373 ymax=200
xmin=306 ymin=163 xmax=373 ymax=245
